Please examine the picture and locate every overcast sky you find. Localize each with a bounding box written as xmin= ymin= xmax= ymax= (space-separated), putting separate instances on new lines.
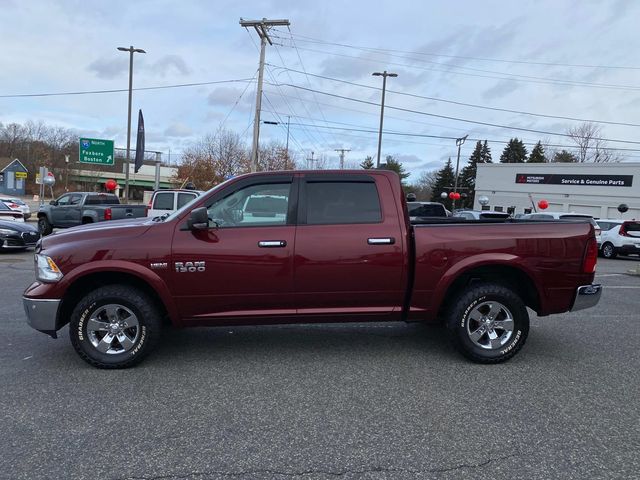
xmin=2 ymin=0 xmax=640 ymax=178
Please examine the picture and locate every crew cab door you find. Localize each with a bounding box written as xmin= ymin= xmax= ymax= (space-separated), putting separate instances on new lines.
xmin=51 ymin=193 xmax=82 ymax=227
xmin=293 ymin=173 xmax=406 ymax=320
xmin=170 ymin=175 xmax=298 ymax=321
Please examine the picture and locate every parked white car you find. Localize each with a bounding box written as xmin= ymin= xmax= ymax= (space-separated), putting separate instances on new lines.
xmin=0 ymin=201 xmax=25 ymax=221
xmin=596 ymin=219 xmax=640 ymax=259
xmin=522 ymin=211 xmax=600 ymax=237
xmin=146 ymin=189 xmax=203 ymax=218
xmin=0 ymin=197 xmax=31 ymax=220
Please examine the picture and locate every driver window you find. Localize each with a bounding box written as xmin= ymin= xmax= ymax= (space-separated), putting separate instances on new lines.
xmin=207 ymin=183 xmax=291 ymax=228
xmin=57 ymin=195 xmax=72 ymax=206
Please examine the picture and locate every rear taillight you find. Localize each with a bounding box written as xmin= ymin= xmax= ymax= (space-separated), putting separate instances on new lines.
xmin=146 ymin=201 xmax=152 ymax=216
xmin=619 ymin=226 xmax=628 ymax=237
xmin=8 ymin=203 xmax=19 ymax=209
xmin=104 ymin=208 xmax=112 ymax=220
xmin=583 ymin=236 xmax=598 ymax=273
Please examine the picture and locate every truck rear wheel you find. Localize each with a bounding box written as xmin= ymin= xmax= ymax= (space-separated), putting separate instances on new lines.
xmin=69 ymin=285 xmax=162 ymax=369
xmin=446 ymin=283 xmax=529 ymax=364
xmin=38 ymin=216 xmax=53 ymax=236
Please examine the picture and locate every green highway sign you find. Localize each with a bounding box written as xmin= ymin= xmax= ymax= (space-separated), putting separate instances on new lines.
xmin=79 ymin=138 xmax=114 ymax=165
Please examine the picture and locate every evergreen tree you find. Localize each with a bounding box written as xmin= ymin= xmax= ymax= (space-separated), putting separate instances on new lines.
xmin=528 ymin=141 xmax=546 ymax=163
xmin=500 ymin=138 xmax=528 ymax=163
xmin=480 ymin=140 xmax=492 ymax=163
xmin=430 ymin=158 xmax=455 ymax=210
xmin=360 ymin=156 xmax=374 ymax=169
xmin=458 ymin=141 xmax=482 ymax=209
xmin=382 ymin=155 xmax=410 ymax=183
xmin=552 ymin=150 xmax=578 ymax=163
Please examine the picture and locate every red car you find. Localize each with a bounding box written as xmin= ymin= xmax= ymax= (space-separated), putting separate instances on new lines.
xmin=23 ymin=170 xmax=600 ymax=368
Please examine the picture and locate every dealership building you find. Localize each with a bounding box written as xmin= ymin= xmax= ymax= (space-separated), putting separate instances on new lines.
xmin=474 ymin=162 xmax=640 ymax=219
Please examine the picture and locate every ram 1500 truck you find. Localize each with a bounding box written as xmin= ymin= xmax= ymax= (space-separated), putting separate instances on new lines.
xmin=37 ymin=192 xmax=147 ymax=235
xmin=24 ymin=170 xmax=601 ymax=368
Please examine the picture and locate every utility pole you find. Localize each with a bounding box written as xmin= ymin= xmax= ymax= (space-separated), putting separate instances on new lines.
xmin=117 ymin=45 xmax=146 ymax=200
xmin=372 ymin=71 xmax=398 ymax=168
xmin=335 ymin=148 xmax=351 ymax=169
xmin=307 ymin=151 xmax=315 ymax=170
xmin=452 ymin=135 xmax=468 ymax=211
xmin=240 ymin=18 xmax=290 ymax=172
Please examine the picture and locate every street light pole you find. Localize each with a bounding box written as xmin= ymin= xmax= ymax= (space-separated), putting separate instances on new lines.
xmin=117 ymin=45 xmax=146 ymax=200
xmin=263 ymin=117 xmax=291 ymax=169
xmin=452 ymin=134 xmax=468 ymax=211
xmin=372 ymin=71 xmax=397 ymax=168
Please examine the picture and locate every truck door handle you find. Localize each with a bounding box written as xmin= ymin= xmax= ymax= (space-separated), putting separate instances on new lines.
xmin=258 ymin=240 xmax=287 ymax=248
xmin=368 ymin=237 xmax=395 ymax=245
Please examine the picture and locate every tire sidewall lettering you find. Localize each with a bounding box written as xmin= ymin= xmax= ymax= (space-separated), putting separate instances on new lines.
xmin=461 ymin=295 xmax=486 ymax=328
xmin=77 ymin=301 xmax=97 ymax=341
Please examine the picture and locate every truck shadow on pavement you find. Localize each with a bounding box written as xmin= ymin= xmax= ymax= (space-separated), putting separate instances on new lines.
xmin=152 ymin=323 xmax=459 ymax=366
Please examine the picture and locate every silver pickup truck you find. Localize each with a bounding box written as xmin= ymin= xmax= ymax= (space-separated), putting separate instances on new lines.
xmin=37 ymin=192 xmax=147 ymax=235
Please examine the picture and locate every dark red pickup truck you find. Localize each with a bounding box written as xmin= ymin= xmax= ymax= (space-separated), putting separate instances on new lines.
xmin=24 ymin=170 xmax=601 ymax=368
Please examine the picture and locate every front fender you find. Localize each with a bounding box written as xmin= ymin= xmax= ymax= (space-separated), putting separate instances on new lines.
xmin=25 ymin=260 xmax=180 ymax=326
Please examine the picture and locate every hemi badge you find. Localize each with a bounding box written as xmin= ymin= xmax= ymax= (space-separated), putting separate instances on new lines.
xmin=150 ymin=262 xmax=168 ymax=270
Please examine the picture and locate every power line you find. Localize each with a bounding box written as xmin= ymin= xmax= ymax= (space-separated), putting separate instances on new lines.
xmin=0 ymin=79 xmax=255 ymax=98
xmin=272 ymin=29 xmax=640 ymax=71
xmin=273 ymin=42 xmax=640 ymax=92
xmin=287 ymin=121 xmax=640 ymax=153
xmin=268 ymin=81 xmax=640 ymax=145
xmin=267 ymin=65 xmax=640 ymax=128
xmin=285 ymin=26 xmax=340 ymax=147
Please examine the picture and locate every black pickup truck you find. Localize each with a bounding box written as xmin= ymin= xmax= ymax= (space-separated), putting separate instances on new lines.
xmin=37 ymin=192 xmax=147 ymax=235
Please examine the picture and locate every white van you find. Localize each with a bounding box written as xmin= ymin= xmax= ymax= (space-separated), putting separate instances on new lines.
xmin=146 ymin=189 xmax=203 ymax=218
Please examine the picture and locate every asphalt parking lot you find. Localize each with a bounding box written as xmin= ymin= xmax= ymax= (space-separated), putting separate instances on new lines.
xmin=1 ymin=249 xmax=639 ymax=480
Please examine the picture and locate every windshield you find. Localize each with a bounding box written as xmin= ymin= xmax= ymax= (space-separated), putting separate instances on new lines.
xmin=164 ymin=178 xmax=234 ymax=222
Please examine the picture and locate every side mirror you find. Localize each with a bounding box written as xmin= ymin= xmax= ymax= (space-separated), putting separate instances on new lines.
xmin=187 ymin=207 xmax=210 ymax=230
xmin=49 ymin=200 xmax=57 ymax=206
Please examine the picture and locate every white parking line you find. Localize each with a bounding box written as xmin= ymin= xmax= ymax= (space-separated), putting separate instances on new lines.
xmin=601 ymin=286 xmax=640 ymax=289
xmin=596 ymin=274 xmax=623 ymax=277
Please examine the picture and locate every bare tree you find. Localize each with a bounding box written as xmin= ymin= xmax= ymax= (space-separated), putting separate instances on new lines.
xmin=174 ymin=129 xmax=249 ymax=189
xmin=566 ymin=122 xmax=620 ymax=163
xmin=258 ymin=141 xmax=296 ymax=171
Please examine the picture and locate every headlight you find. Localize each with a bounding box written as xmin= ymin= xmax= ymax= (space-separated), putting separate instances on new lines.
xmin=0 ymin=228 xmax=16 ymax=235
xmin=35 ymin=254 xmax=63 ymax=283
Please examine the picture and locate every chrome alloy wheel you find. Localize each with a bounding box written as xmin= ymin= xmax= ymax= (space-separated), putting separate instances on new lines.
xmin=87 ymin=304 xmax=140 ymax=355
xmin=466 ymin=301 xmax=515 ymax=350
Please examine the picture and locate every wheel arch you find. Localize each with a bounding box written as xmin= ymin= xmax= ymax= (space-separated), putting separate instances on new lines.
xmin=437 ymin=263 xmax=541 ymax=320
xmin=59 ymin=270 xmax=177 ymax=330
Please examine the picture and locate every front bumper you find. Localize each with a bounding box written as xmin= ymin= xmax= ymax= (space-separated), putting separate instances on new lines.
xmin=570 ymin=284 xmax=602 ymax=312
xmin=23 ymin=297 xmax=62 ymax=338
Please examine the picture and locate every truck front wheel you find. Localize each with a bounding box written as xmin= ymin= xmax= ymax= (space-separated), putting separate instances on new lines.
xmin=446 ymin=283 xmax=529 ymax=364
xmin=69 ymin=285 xmax=162 ymax=369
xmin=38 ymin=216 xmax=53 ymax=236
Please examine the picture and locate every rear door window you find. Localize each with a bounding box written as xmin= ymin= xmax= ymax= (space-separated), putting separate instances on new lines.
xmin=153 ymin=192 xmax=175 ymax=210
xmin=177 ymin=192 xmax=197 ymax=209
xmin=304 ymin=181 xmax=382 ymax=224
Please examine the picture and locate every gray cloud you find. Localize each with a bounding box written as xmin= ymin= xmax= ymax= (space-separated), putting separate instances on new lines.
xmin=482 ymin=80 xmax=520 ymax=100
xmin=208 ymin=86 xmax=252 ymax=110
xmin=150 ymin=55 xmax=191 ymax=77
xmin=87 ymin=57 xmax=129 ymax=80
xmin=164 ymin=123 xmax=193 ymax=137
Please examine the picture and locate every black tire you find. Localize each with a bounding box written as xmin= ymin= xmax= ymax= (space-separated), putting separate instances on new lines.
xmin=69 ymin=285 xmax=162 ymax=369
xmin=446 ymin=282 xmax=529 ymax=364
xmin=601 ymin=242 xmax=617 ymax=259
xmin=38 ymin=216 xmax=53 ymax=236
